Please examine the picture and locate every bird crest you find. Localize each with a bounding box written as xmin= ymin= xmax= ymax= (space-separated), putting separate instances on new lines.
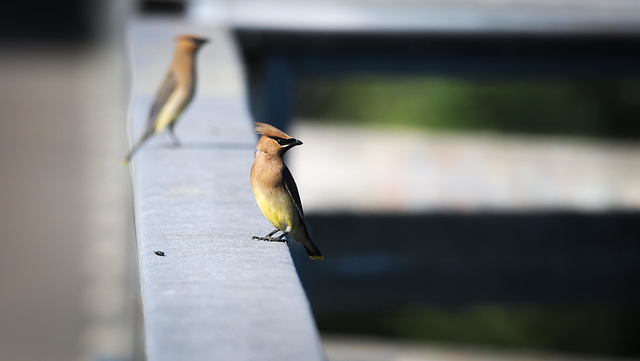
xmin=255 ymin=122 xmax=292 ymax=139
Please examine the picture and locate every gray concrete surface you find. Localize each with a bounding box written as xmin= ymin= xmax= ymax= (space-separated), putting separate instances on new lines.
xmin=127 ymin=19 xmax=324 ymax=361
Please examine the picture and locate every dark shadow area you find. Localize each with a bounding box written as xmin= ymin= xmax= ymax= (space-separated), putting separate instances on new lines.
xmin=0 ymin=2 xmax=99 ymax=45
xmin=292 ymin=211 xmax=640 ymax=356
xmin=137 ymin=0 xmax=186 ymax=15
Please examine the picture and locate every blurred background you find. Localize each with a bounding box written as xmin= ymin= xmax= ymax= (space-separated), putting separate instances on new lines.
xmin=227 ymin=0 xmax=640 ymax=360
xmin=2 ymin=1 xmax=640 ymax=361
xmin=0 ymin=2 xmax=138 ymax=361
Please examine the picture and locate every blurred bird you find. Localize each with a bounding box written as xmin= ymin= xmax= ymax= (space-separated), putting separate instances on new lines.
xmin=250 ymin=122 xmax=323 ymax=260
xmin=123 ymin=35 xmax=208 ymax=165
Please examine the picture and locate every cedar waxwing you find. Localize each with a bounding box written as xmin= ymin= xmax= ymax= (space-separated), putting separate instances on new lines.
xmin=250 ymin=122 xmax=323 ymax=260
xmin=123 ymin=34 xmax=208 ymax=165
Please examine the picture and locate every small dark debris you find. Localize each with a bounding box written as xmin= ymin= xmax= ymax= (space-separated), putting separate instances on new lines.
xmin=154 ymin=251 xmax=165 ymax=256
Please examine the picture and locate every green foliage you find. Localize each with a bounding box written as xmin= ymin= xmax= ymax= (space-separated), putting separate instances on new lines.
xmin=316 ymin=306 xmax=640 ymax=357
xmin=297 ymin=76 xmax=640 ymax=139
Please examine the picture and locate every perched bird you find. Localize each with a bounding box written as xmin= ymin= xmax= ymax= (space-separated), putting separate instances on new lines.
xmin=123 ymin=34 xmax=208 ymax=165
xmin=250 ymin=122 xmax=323 ymax=260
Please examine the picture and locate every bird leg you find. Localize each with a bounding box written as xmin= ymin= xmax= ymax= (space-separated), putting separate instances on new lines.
xmin=168 ymin=126 xmax=181 ymax=147
xmin=252 ymin=229 xmax=287 ymax=242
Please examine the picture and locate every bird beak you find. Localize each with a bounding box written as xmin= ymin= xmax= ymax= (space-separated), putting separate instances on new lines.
xmin=293 ymin=139 xmax=303 ymax=146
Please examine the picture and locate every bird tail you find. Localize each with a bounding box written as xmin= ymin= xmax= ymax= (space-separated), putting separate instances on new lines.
xmin=122 ymin=131 xmax=153 ymax=166
xmin=303 ymin=238 xmax=323 ymax=260
xmin=121 ymin=151 xmax=134 ymax=166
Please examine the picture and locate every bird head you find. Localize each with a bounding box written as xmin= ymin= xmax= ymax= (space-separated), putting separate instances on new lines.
xmin=176 ymin=35 xmax=209 ymax=50
xmin=255 ymin=122 xmax=303 ymax=156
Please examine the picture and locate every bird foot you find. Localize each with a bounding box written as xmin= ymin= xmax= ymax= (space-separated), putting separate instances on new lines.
xmin=168 ymin=135 xmax=181 ymax=147
xmin=252 ymin=235 xmax=287 ymax=243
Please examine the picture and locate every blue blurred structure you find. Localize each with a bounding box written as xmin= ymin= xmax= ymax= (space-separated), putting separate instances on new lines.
xmin=295 ymin=212 xmax=640 ymax=311
xmin=230 ymin=0 xmax=640 ymax=130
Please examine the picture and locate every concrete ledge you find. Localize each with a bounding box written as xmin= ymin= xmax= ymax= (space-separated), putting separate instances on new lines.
xmin=127 ymin=20 xmax=325 ymax=361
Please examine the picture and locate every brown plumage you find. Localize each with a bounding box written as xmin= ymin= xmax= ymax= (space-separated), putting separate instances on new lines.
xmin=123 ymin=34 xmax=208 ymax=165
xmin=250 ymin=122 xmax=323 ymax=260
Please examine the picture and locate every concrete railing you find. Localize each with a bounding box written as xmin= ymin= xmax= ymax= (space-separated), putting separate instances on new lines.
xmin=127 ymin=19 xmax=325 ymax=361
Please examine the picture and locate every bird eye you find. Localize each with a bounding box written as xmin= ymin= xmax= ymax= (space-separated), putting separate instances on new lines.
xmin=271 ymin=137 xmax=286 ymax=146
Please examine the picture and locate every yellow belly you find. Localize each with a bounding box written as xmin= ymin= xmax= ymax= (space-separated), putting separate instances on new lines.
xmin=255 ymin=190 xmax=300 ymax=232
xmin=153 ymin=111 xmax=177 ymax=133
xmin=153 ymin=90 xmax=187 ymax=132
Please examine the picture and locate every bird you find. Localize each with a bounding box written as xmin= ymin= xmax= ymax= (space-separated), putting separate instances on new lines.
xmin=250 ymin=122 xmax=323 ymax=260
xmin=123 ymin=34 xmax=208 ymax=165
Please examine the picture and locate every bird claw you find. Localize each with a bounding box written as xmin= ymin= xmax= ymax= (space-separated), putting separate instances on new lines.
xmin=252 ymin=235 xmax=287 ymax=243
xmin=168 ymin=131 xmax=181 ymax=147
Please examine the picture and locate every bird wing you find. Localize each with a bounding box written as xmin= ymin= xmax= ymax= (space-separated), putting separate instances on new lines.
xmin=283 ymin=164 xmax=304 ymax=218
xmin=145 ymin=71 xmax=177 ymax=133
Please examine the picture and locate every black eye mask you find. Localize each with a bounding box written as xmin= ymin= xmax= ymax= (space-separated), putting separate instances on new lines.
xmin=271 ymin=137 xmax=298 ymax=147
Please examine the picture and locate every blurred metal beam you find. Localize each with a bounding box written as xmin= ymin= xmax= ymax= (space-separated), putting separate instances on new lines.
xmin=228 ymin=0 xmax=640 ymax=35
